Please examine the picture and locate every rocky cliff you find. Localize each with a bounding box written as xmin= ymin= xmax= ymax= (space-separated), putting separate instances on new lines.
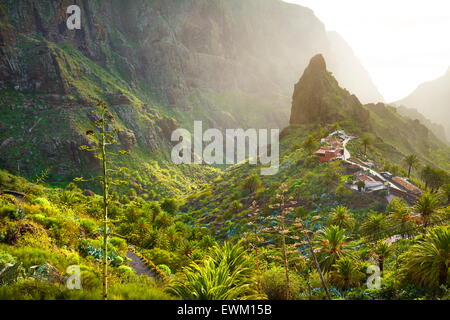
xmin=0 ymin=0 xmax=383 ymax=184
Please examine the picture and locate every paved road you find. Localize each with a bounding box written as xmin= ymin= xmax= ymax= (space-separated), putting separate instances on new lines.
xmin=126 ymin=249 xmax=156 ymax=278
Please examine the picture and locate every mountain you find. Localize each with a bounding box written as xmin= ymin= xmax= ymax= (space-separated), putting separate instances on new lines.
xmin=395 ymin=68 xmax=450 ymax=142
xmin=290 ymin=55 xmax=450 ymax=170
xmin=289 ymin=54 xmax=370 ymax=129
xmin=0 ymin=0 xmax=382 ymax=187
xmin=396 ymin=106 xmax=448 ymax=145
xmin=185 ymin=55 xmax=450 ymax=233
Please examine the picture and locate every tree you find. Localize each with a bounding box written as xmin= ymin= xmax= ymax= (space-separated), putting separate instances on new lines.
xmin=361 ymin=136 xmax=372 ymax=157
xmin=421 ymin=166 xmax=450 ymax=192
xmin=356 ymin=180 xmax=365 ymax=192
xmin=315 ymin=225 xmax=351 ymax=273
xmin=387 ymin=198 xmax=416 ymax=238
xmin=76 ymin=101 xmax=129 ymax=300
xmin=294 ymin=213 xmax=332 ymax=300
xmin=328 ymin=206 xmax=355 ymax=231
xmin=272 ymin=184 xmax=293 ymax=299
xmin=360 ymin=212 xmax=390 ymax=240
xmin=372 ymin=241 xmax=392 ymax=273
xmin=329 ymin=257 xmax=365 ymax=290
xmin=414 ymin=192 xmax=440 ymax=229
xmin=403 ymin=226 xmax=450 ymax=288
xmin=161 ymin=198 xmax=179 ymax=214
xmin=266 ymin=186 xmax=331 ymax=299
xmin=403 ymin=154 xmax=419 ymax=178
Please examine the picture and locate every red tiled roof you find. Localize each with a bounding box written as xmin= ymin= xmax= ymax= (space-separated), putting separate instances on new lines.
xmin=357 ymin=174 xmax=377 ymax=183
xmin=392 ymin=177 xmax=421 ymax=195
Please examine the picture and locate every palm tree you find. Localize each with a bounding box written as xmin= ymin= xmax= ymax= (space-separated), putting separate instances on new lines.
xmin=403 ymin=226 xmax=450 ymax=288
xmin=360 ymin=212 xmax=390 ymax=240
xmin=404 ymin=154 xmax=419 ymax=178
xmin=387 ymin=198 xmax=416 ymax=237
xmin=373 ymin=241 xmax=392 ymax=273
xmin=414 ymin=192 xmax=440 ymax=229
xmin=361 ymin=136 xmax=371 ymax=157
xmin=315 ymin=226 xmax=351 ymax=273
xmin=328 ymin=206 xmax=355 ymax=231
xmin=329 ymin=257 xmax=365 ymax=290
xmin=421 ymin=165 xmax=434 ymax=189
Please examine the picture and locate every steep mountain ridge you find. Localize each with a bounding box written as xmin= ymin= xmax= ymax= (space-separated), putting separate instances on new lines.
xmin=395 ymin=68 xmax=450 ymax=142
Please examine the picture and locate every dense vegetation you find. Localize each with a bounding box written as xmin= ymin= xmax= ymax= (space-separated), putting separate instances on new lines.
xmin=1 ymin=119 xmax=449 ymax=299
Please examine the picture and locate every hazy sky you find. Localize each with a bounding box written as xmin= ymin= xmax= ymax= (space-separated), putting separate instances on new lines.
xmin=284 ymin=0 xmax=450 ymax=101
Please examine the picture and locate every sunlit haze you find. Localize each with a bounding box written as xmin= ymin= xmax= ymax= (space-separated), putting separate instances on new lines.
xmin=284 ymin=0 xmax=450 ymax=102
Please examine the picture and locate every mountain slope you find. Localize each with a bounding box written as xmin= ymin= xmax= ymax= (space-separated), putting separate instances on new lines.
xmin=395 ymin=68 xmax=450 ymax=142
xmin=0 ymin=0 xmax=383 ymax=188
xmin=395 ymin=106 xmax=448 ymax=145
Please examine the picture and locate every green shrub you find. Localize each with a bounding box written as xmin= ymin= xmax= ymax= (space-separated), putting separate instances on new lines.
xmin=0 ymin=250 xmax=16 ymax=267
xmin=261 ymin=266 xmax=306 ymax=300
xmin=142 ymin=248 xmax=188 ymax=273
xmin=109 ymin=283 xmax=175 ymax=300
xmin=79 ymin=218 xmax=98 ymax=235
xmin=0 ymin=205 xmax=18 ymax=219
xmin=157 ymin=264 xmax=172 ymax=276
xmin=241 ymin=174 xmax=263 ymax=194
xmin=118 ymin=265 xmax=135 ymax=275
xmin=161 ymin=198 xmax=179 ymax=214
xmin=31 ymin=198 xmax=51 ymax=208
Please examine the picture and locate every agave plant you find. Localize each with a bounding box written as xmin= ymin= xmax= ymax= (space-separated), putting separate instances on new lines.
xmin=315 ymin=225 xmax=352 ymax=273
xmin=403 ymin=226 xmax=450 ymax=288
xmin=167 ymin=242 xmax=260 ymax=300
xmin=167 ymin=259 xmax=254 ymax=300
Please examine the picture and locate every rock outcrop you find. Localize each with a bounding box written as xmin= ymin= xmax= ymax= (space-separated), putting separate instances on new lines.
xmin=290 ymin=54 xmax=370 ymax=128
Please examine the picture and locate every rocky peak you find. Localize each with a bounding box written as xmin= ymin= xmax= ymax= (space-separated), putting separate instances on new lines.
xmin=289 ymin=54 xmax=370 ymax=128
xmin=307 ymin=54 xmax=327 ymax=72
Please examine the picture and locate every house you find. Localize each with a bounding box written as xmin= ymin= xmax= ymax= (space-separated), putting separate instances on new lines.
xmin=355 ymin=173 xmax=387 ymax=193
xmin=391 ymin=177 xmax=422 ymax=195
xmin=314 ymin=146 xmax=344 ymax=162
xmin=351 ymin=157 xmax=376 ymax=169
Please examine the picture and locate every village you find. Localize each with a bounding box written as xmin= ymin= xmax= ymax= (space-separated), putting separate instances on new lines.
xmin=314 ymin=130 xmax=423 ymax=204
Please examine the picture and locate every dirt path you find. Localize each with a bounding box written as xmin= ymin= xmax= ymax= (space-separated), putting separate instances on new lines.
xmin=126 ymin=249 xmax=156 ymax=278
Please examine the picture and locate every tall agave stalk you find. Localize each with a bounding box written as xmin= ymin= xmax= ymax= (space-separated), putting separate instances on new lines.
xmin=100 ymin=105 xmax=109 ymax=300
xmin=76 ymin=101 xmax=130 ymax=300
